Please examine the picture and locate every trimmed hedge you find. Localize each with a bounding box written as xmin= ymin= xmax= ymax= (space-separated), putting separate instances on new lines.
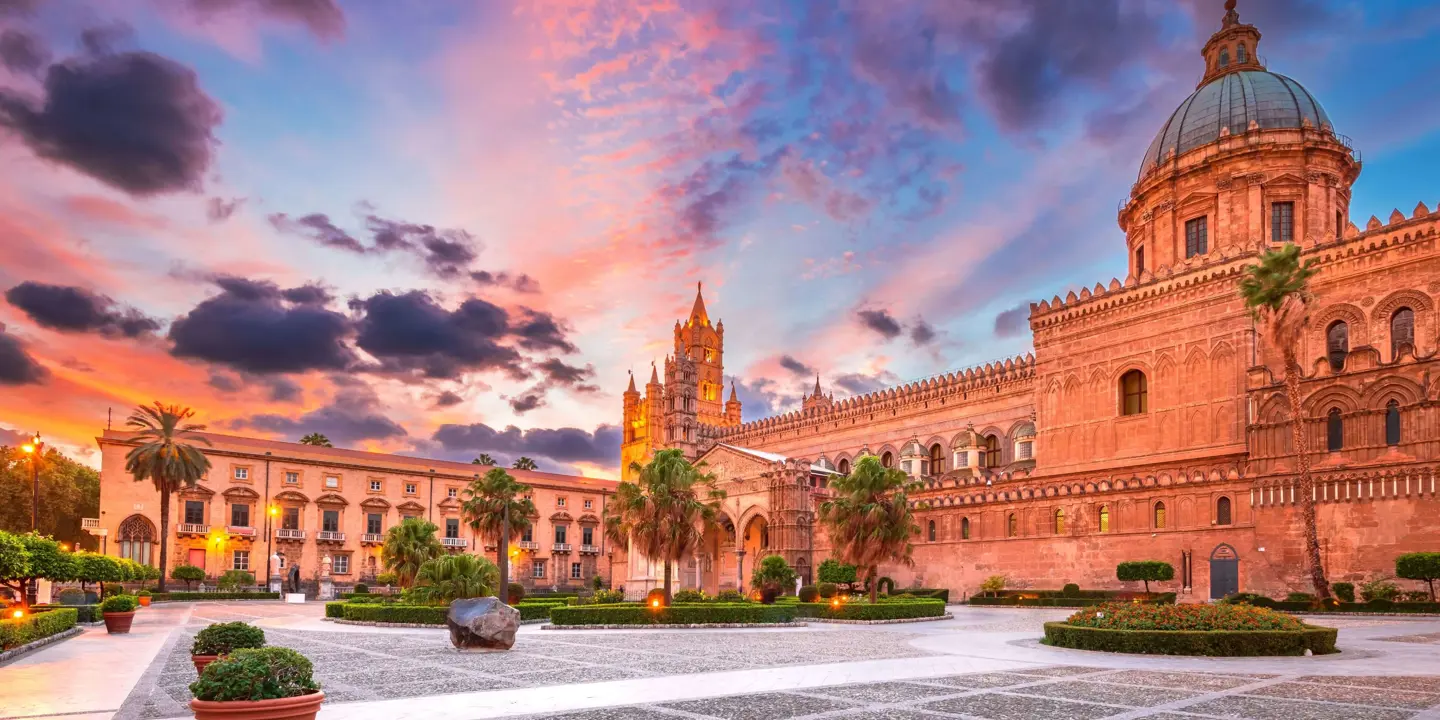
xmin=971 ymin=593 xmax=1177 ymax=607
xmin=517 ymin=603 xmax=557 ymax=621
xmin=1 ymin=607 xmax=78 ymax=650
xmin=152 ymin=592 xmax=280 ymax=602
xmin=549 ymin=603 xmax=797 ymax=626
xmin=1043 ymin=621 xmax=1338 ymax=656
xmin=342 ymin=604 xmax=448 ymax=624
xmin=32 ymin=603 xmax=101 ymax=623
xmin=904 ymin=588 xmax=951 ymax=603
xmin=325 ymin=602 xmax=347 ymax=619
xmin=794 ymin=599 xmax=945 ymax=621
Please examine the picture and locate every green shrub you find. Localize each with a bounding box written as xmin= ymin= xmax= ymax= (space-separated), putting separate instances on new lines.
xmin=352 ymin=584 xmax=369 ymax=594
xmin=645 ymin=588 xmax=667 ymax=607
xmin=1066 ymin=602 xmax=1304 ymax=631
xmin=150 ymin=592 xmax=280 ymax=601
xmin=341 ymin=604 xmax=448 ymax=624
xmin=979 ymin=575 xmax=1006 ymax=595
xmin=1400 ymin=591 xmax=1431 ymax=603
xmin=794 ymin=599 xmax=945 ymax=621
xmin=1365 ymin=598 xmax=1393 ymax=611
xmin=325 ymin=602 xmax=347 ymax=619
xmin=969 ymin=593 xmax=1176 ymax=608
xmin=1285 ymin=592 xmax=1315 ymax=603
xmin=1061 ymin=583 xmax=1081 ymax=598
xmin=1116 ymin=561 xmax=1174 ymax=593
xmin=1043 ymin=622 xmax=1338 ymax=656
xmin=216 ymin=570 xmax=256 ymax=591
xmin=56 ymin=588 xmax=87 ymax=605
xmin=1360 ymin=578 xmax=1400 ymax=602
xmin=189 ymin=647 xmax=320 ymax=702
xmin=376 ymin=572 xmax=398 ymax=586
xmin=751 ymin=555 xmax=797 ymax=600
xmin=515 ymin=603 xmax=555 ymax=621
xmin=592 ymin=589 xmax=625 ymax=604
xmin=507 ymin=582 xmax=526 ymax=604
xmin=715 ymin=590 xmax=747 ymax=603
xmin=136 ymin=589 xmax=152 ymax=597
xmin=1396 ymin=552 xmax=1440 ymax=601
xmin=550 ymin=603 xmax=795 ymax=626
xmin=673 ymin=589 xmax=708 ymax=603
xmin=101 ymin=582 xmax=125 ymax=598
xmin=192 ymin=622 xmax=266 ymax=656
xmin=171 ymin=565 xmax=205 ymax=590
xmin=817 ymin=583 xmax=837 ymax=599
xmin=1221 ymin=593 xmax=1276 ymax=609
xmin=797 ymin=585 xmax=819 ymax=603
xmin=31 ymin=603 xmax=101 ymax=623
xmin=876 ymin=576 xmax=896 ymax=595
xmin=101 ymin=595 xmax=137 ymax=613
xmin=817 ymin=559 xmax=857 ymax=585
xmin=0 ymin=607 xmax=77 ymax=650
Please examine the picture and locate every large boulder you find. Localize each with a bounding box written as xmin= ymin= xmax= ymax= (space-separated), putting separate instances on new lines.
xmin=447 ymin=597 xmax=520 ymax=652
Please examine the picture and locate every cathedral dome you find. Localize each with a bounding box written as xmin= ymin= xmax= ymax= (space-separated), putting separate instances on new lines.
xmin=1138 ymin=70 xmax=1333 ymax=180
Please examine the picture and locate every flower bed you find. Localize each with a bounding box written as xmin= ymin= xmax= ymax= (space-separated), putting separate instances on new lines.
xmin=1 ymin=607 xmax=78 ymax=650
xmin=151 ymin=592 xmax=281 ymax=602
xmin=548 ymin=603 xmax=797 ymax=626
xmin=1226 ymin=595 xmax=1440 ymax=615
xmin=1042 ymin=603 xmax=1338 ymax=656
xmin=794 ymin=599 xmax=945 ymax=621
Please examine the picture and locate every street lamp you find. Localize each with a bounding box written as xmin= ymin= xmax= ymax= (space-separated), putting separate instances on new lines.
xmin=20 ymin=433 xmax=43 ymax=532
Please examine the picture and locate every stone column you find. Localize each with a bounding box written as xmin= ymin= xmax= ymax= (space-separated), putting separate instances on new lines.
xmin=269 ymin=552 xmax=281 ymax=593
xmin=735 ymin=549 xmax=746 ymax=593
xmin=318 ymin=554 xmax=334 ymax=600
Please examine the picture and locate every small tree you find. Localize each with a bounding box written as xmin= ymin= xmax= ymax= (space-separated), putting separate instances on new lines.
xmin=0 ymin=531 xmax=31 ymax=607
xmin=1396 ymin=552 xmax=1440 ymax=601
xmin=76 ymin=552 xmax=125 ymax=595
xmin=817 ymin=559 xmax=857 ymax=593
xmin=1117 ymin=560 xmax=1174 ymax=594
xmin=751 ymin=554 xmax=797 ymax=603
xmin=172 ymin=564 xmax=205 ymax=590
xmin=0 ymin=533 xmax=77 ymax=609
xmin=218 ymin=569 xmax=256 ymax=590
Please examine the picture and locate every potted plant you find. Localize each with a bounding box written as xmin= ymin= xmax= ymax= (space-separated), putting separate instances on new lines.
xmin=101 ymin=595 xmax=138 ymax=634
xmin=137 ymin=589 xmax=152 ymax=607
xmin=191 ymin=621 xmax=266 ymax=674
xmin=190 ymin=647 xmax=323 ymax=720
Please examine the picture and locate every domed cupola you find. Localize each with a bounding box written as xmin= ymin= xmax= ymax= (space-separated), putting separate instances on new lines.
xmin=1117 ymin=0 xmax=1360 ymax=282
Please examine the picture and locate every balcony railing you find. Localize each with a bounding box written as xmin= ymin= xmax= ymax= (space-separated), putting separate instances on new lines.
xmin=579 ymin=544 xmax=601 ymax=555
xmin=552 ymin=543 xmax=572 ymax=553
xmin=360 ymin=533 xmax=384 ymax=544
xmin=227 ymin=526 xmax=256 ymax=537
xmin=316 ymin=530 xmax=345 ymax=542
xmin=275 ymin=528 xmax=305 ymax=540
xmin=517 ymin=541 xmax=539 ymax=551
xmin=441 ymin=537 xmax=467 ymax=548
xmin=178 ymin=523 xmax=208 ymax=535
xmin=82 ymin=518 xmax=100 ymax=530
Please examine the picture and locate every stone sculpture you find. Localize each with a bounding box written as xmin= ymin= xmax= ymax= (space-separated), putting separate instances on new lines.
xmin=447 ymin=597 xmax=520 ymax=652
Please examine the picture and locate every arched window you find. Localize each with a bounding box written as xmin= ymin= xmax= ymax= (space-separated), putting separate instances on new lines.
xmin=984 ymin=435 xmax=1000 ymax=468
xmin=1098 ymin=505 xmax=1110 ymax=533
xmin=1391 ymin=307 xmax=1415 ymax=359
xmin=1054 ymin=508 xmax=1066 ymax=534
xmin=1386 ymin=400 xmax=1401 ymax=446
xmin=880 ymin=451 xmax=894 ymax=468
xmin=1327 ymin=408 xmax=1343 ymax=451
xmin=1154 ymin=501 xmax=1167 ymax=529
xmin=927 ymin=520 xmax=936 ymax=542
xmin=1237 ymin=43 xmax=1248 ymax=62
xmin=118 ymin=514 xmax=156 ymax=566
xmin=1327 ymin=321 xmax=1349 ymax=372
xmin=1216 ymin=496 xmax=1232 ymax=526
xmin=1007 ymin=513 xmax=1017 ymax=538
xmin=961 ymin=517 xmax=970 ymax=540
xmin=929 ymin=444 xmax=944 ymax=474
xmin=1219 ymin=47 xmax=1230 ymax=66
xmin=1121 ymin=370 xmax=1148 ymax=415
xmin=837 ymin=458 xmax=850 ymax=475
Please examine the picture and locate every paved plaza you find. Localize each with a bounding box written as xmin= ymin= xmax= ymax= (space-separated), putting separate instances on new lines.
xmin=4 ymin=602 xmax=1440 ymax=720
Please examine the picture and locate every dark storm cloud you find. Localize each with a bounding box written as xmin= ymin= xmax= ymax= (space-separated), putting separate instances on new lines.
xmin=431 ymin=423 xmax=621 ymax=466
xmin=778 ymin=355 xmax=815 ymax=377
xmin=350 ymin=291 xmax=522 ymax=380
xmin=856 ymin=308 xmax=903 ymax=340
xmin=4 ymin=282 xmax=160 ymax=338
xmin=910 ymin=319 xmax=937 ymax=346
xmin=207 ymin=196 xmax=245 ymax=222
xmin=511 ymin=308 xmax=577 ymax=354
xmin=432 ymin=390 xmax=463 ymax=408
xmin=269 ymin=211 xmax=483 ymax=281
xmin=228 ymin=381 xmax=405 ymax=447
xmin=833 ymin=369 xmax=902 ymax=397
xmin=471 ymin=270 xmax=540 ymax=294
xmin=267 ymin=213 xmax=365 ymax=253
xmin=506 ymin=358 xmax=598 ymax=414
xmin=0 ymin=48 xmax=221 ymax=196
xmin=993 ymin=302 xmax=1030 ymax=339
xmin=279 ymin=284 xmax=332 ymax=305
xmin=0 ymin=324 xmax=47 ymax=385
xmin=0 ymin=29 xmax=47 ymax=74
xmin=169 ymin=276 xmax=354 ymax=374
xmin=182 ymin=0 xmax=346 ymax=42
xmin=0 ymin=0 xmax=41 ymax=17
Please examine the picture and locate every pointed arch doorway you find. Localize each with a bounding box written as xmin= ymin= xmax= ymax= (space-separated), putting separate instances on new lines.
xmin=1209 ymin=543 xmax=1239 ymax=599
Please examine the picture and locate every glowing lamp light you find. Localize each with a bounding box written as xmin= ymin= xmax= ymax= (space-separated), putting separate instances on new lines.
xmin=830 ymin=598 xmax=840 ymax=608
xmin=650 ymin=599 xmax=661 ymax=609
xmin=269 ymin=506 xmax=279 ymax=516
xmin=21 ymin=444 xmax=34 ymax=454
xmin=11 ymin=609 xmax=23 ymax=619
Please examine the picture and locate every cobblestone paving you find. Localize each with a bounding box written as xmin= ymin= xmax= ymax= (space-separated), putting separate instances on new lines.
xmin=516 ymin=666 xmax=1440 ymax=720
xmin=120 ymin=619 xmax=937 ymax=719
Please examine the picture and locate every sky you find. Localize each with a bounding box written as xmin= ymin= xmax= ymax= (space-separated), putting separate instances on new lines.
xmin=1 ymin=0 xmax=1438 ymax=478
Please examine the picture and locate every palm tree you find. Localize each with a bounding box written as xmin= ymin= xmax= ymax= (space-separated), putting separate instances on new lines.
xmin=460 ymin=468 xmax=535 ymax=599
xmin=410 ymin=553 xmax=499 ymax=604
xmin=381 ymin=517 xmax=443 ymax=588
xmin=511 ymin=456 xmax=538 ymax=471
xmin=299 ymin=433 xmax=333 ymax=447
xmin=122 ymin=403 xmax=211 ymax=592
xmin=1240 ymin=243 xmax=1329 ymax=599
xmin=471 ymin=453 xmax=496 ymax=466
xmin=818 ymin=455 xmax=920 ymax=603
xmin=605 ymin=449 xmax=724 ymax=604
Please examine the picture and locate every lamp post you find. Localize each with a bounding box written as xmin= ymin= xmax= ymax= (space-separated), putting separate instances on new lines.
xmin=20 ymin=433 xmax=43 ymax=532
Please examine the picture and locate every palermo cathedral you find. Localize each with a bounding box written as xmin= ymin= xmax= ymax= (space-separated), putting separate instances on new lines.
xmin=619 ymin=2 xmax=1439 ymax=601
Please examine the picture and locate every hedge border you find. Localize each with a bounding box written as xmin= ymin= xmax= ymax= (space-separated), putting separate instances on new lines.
xmin=549 ymin=603 xmax=797 ymax=626
xmin=0 ymin=626 xmax=82 ymax=664
xmin=336 ymin=601 xmax=559 ymax=624
xmin=545 ymin=622 xmax=808 ymax=630
xmin=970 ymin=593 xmax=1177 ymax=607
xmin=1042 ymin=621 xmax=1339 ymax=657
xmin=0 ymin=608 xmax=79 ymax=654
xmin=806 ymin=613 xmax=954 ymax=625
xmin=331 ymin=618 xmax=549 ymax=628
xmin=793 ymin=600 xmax=946 ymax=621
xmin=151 ymin=592 xmax=281 ymax=602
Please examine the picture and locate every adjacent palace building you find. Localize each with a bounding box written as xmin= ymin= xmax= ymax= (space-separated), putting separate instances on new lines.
xmin=97 ymin=431 xmax=622 ymax=591
xmin=620 ymin=3 xmax=1440 ymax=600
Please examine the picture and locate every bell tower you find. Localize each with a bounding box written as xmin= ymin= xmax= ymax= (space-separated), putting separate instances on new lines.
xmin=673 ymin=283 xmax=728 ymax=426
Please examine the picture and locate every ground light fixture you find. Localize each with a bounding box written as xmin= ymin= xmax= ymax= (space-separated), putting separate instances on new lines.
xmin=11 ymin=609 xmax=23 ymax=619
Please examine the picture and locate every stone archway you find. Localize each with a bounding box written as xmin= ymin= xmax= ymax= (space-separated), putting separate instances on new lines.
xmin=1209 ymin=543 xmax=1239 ymax=599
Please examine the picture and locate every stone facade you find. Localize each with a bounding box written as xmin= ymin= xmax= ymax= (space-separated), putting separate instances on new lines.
xmin=96 ymin=431 xmax=623 ymax=592
xmin=624 ymin=6 xmax=1440 ymax=600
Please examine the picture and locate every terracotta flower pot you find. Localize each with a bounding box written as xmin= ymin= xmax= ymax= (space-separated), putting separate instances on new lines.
xmin=138 ymin=596 xmax=152 ymax=607
xmin=193 ymin=654 xmax=220 ymax=674
xmin=190 ymin=691 xmax=325 ymax=720
xmin=103 ymin=610 xmax=136 ymax=634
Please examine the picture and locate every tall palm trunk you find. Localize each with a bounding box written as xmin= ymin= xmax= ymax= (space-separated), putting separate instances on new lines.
xmin=497 ymin=534 xmax=510 ymax=601
xmin=157 ymin=486 xmax=171 ymax=592
xmin=662 ymin=559 xmax=673 ymax=603
xmin=1284 ymin=351 xmax=1330 ymax=600
xmin=867 ymin=565 xmax=878 ymax=604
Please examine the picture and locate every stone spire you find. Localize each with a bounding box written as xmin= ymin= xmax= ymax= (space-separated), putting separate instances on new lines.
xmin=812 ymin=374 xmax=822 ymax=397
xmin=687 ymin=281 xmax=710 ymax=327
xmin=625 ymin=371 xmax=638 ymax=395
xmin=728 ymin=381 xmax=738 ymax=402
xmin=1199 ymin=0 xmax=1263 ymax=86
xmin=649 ymin=362 xmax=660 ymax=386
xmin=724 ymin=380 xmax=742 ymax=425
